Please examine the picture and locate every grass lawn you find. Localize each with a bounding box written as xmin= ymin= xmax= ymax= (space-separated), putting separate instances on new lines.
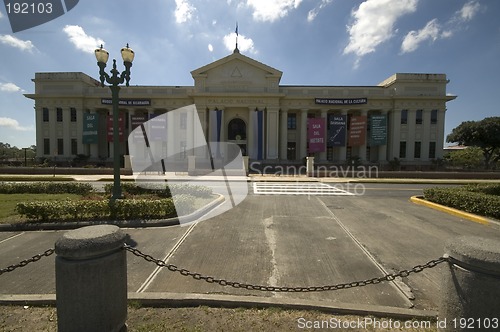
xmin=0 ymin=194 xmax=81 ymax=224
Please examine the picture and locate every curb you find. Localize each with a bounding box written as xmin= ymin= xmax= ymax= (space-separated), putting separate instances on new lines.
xmin=0 ymin=195 xmax=225 ymax=232
xmin=410 ymin=196 xmax=493 ymax=226
xmin=0 ymin=292 xmax=438 ymax=321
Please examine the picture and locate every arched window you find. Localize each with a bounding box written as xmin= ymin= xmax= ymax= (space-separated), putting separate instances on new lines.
xmin=228 ymin=118 xmax=246 ymax=140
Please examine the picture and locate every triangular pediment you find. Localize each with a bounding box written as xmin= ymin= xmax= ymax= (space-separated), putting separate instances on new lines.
xmin=191 ymin=51 xmax=282 ymax=92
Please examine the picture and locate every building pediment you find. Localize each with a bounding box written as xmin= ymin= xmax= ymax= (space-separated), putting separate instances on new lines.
xmin=191 ymin=51 xmax=282 ymax=94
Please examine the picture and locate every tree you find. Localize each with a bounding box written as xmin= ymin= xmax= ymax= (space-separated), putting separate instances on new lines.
xmin=444 ymin=147 xmax=483 ymax=170
xmin=447 ymin=117 xmax=500 ymax=169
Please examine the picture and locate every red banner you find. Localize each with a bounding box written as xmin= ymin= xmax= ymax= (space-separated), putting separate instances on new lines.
xmin=348 ymin=116 xmax=367 ymax=146
xmin=107 ymin=114 xmax=125 ymax=142
xmin=308 ymin=118 xmax=326 ymax=153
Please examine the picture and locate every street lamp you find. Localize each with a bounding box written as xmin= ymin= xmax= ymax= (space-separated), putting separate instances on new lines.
xmin=95 ymin=44 xmax=135 ymax=200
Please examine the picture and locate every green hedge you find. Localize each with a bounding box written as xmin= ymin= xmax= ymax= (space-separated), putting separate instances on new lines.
xmin=16 ymin=194 xmax=195 ymax=222
xmin=0 ymin=182 xmax=94 ymax=195
xmin=104 ymin=182 xmax=212 ymax=198
xmin=424 ymin=185 xmax=500 ymax=219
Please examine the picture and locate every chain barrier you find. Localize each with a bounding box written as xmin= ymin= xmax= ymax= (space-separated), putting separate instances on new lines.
xmin=124 ymin=245 xmax=448 ymax=293
xmin=0 ymin=248 xmax=55 ymax=276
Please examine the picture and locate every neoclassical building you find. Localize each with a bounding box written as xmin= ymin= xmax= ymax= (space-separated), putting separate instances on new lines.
xmin=25 ymin=49 xmax=456 ymax=167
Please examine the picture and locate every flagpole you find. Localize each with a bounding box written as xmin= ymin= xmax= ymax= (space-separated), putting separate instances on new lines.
xmin=235 ymin=22 xmax=239 ymax=51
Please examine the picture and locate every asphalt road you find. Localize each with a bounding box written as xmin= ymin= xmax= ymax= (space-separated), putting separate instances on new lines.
xmin=1 ymin=182 xmax=498 ymax=312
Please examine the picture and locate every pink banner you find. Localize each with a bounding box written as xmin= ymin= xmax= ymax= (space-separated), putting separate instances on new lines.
xmin=308 ymin=118 xmax=326 ymax=153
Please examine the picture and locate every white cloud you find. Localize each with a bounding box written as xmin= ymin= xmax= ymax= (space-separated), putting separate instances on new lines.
xmin=0 ymin=82 xmax=23 ymax=93
xmin=401 ymin=19 xmax=440 ymax=53
xmin=307 ymin=0 xmax=332 ymax=23
xmin=208 ymin=43 xmax=214 ymax=52
xmin=63 ymin=25 xmax=104 ymax=53
xmin=0 ymin=117 xmax=33 ymax=131
xmin=223 ymin=32 xmax=255 ymax=53
xmin=246 ymin=0 xmax=303 ymax=22
xmin=400 ymin=1 xmax=481 ymax=53
xmin=175 ymin=0 xmax=196 ymax=24
xmin=343 ymin=0 xmax=418 ymax=64
xmin=0 ymin=11 xmax=3 ymax=19
xmin=456 ymin=1 xmax=480 ymax=22
xmin=0 ymin=35 xmax=35 ymax=52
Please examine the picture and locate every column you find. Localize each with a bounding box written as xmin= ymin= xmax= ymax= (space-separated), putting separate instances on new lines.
xmin=359 ymin=109 xmax=368 ymax=161
xmin=266 ymin=107 xmax=279 ymax=160
xmin=319 ymin=110 xmax=328 ymax=161
xmin=76 ymin=105 xmax=84 ymax=156
xmin=299 ymin=109 xmax=308 ymax=159
xmin=407 ymin=109 xmax=416 ymax=161
xmin=280 ymin=108 xmax=288 ymax=160
xmin=35 ymin=107 xmax=44 ymax=159
xmin=436 ymin=109 xmax=446 ymax=159
xmin=63 ymin=107 xmax=71 ymax=159
xmin=49 ymin=107 xmax=57 ymax=157
xmin=390 ymin=109 xmax=401 ymax=160
xmin=421 ymin=109 xmax=431 ymax=161
xmin=195 ymin=107 xmax=207 ymax=157
xmin=247 ymin=107 xmax=254 ymax=159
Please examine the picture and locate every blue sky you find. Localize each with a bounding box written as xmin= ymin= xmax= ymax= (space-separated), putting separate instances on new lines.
xmin=0 ymin=0 xmax=498 ymax=149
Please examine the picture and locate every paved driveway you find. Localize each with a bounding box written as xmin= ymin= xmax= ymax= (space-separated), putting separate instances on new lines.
xmin=1 ymin=182 xmax=498 ymax=312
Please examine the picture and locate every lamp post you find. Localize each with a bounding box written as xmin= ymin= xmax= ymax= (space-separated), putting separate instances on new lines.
xmin=95 ymin=44 xmax=135 ymax=200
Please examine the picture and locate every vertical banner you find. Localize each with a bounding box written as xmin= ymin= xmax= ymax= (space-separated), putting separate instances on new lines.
xmin=131 ymin=115 xmax=146 ymax=140
xmin=370 ymin=115 xmax=387 ymax=146
xmin=107 ymin=113 xmax=125 ymax=142
xmin=250 ymin=109 xmax=264 ymax=160
xmin=348 ymin=115 xmax=367 ymax=146
xmin=327 ymin=114 xmax=346 ymax=147
xmin=149 ymin=113 xmax=167 ymax=141
xmin=308 ymin=118 xmax=326 ymax=153
xmin=82 ymin=113 xmax=99 ymax=144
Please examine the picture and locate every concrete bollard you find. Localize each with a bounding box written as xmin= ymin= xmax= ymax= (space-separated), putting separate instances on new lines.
xmin=55 ymin=225 xmax=127 ymax=332
xmin=306 ymin=157 xmax=315 ymax=177
xmin=439 ymin=236 xmax=500 ymax=331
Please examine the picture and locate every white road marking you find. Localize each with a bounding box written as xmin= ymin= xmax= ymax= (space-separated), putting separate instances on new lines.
xmin=253 ymin=182 xmax=355 ymax=195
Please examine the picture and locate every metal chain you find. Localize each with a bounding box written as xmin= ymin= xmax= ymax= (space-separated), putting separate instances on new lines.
xmin=124 ymin=245 xmax=448 ymax=293
xmin=0 ymin=248 xmax=55 ymax=276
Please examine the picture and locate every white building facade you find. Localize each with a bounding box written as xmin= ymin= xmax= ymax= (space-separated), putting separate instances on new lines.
xmin=25 ymin=50 xmax=456 ymax=167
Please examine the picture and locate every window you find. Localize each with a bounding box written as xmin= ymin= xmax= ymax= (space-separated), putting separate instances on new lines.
xmin=70 ymin=108 xmax=77 ymax=122
xmin=57 ymin=108 xmax=63 ymax=122
xmin=71 ymin=139 xmax=78 ymax=155
xmin=287 ymin=113 xmax=297 ymax=130
xmin=57 ymin=139 xmax=64 ymax=155
xmin=431 ymin=110 xmax=438 ymax=124
xmin=43 ymin=139 xmax=50 ymax=155
xmin=429 ymin=142 xmax=436 ymax=159
xmin=416 ymin=110 xmax=423 ymax=125
xmin=43 ymin=108 xmax=49 ymax=122
xmin=414 ymin=141 xmax=421 ymax=158
xmin=399 ymin=141 xmax=406 ymax=158
xmin=401 ymin=110 xmax=408 ymax=125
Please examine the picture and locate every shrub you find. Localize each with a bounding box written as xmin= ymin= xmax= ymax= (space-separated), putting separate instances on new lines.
xmin=16 ymin=198 xmax=182 ymax=222
xmin=424 ymin=185 xmax=500 ymax=219
xmin=0 ymin=182 xmax=94 ymax=195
